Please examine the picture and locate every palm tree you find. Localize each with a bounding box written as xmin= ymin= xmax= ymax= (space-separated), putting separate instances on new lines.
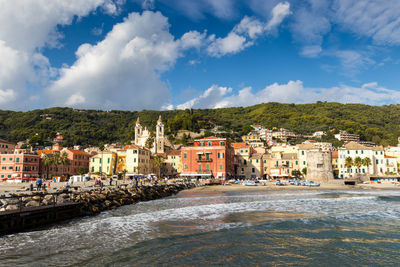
xmin=51 ymin=152 xmax=61 ymax=177
xmin=99 ymin=144 xmax=105 ymax=179
xmin=153 ymin=155 xmax=165 ymax=179
xmin=60 ymin=151 xmax=70 ymax=179
xmin=345 ymin=156 xmax=353 ymax=175
xmin=362 ymin=157 xmax=371 ymax=175
xmin=354 ymin=156 xmax=363 ymax=175
xmin=42 ymin=153 xmax=52 ymax=180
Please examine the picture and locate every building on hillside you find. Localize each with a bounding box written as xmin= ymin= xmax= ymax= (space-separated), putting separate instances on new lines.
xmin=312 ymin=131 xmax=325 ymax=137
xmin=164 ymin=150 xmax=181 ymax=177
xmin=0 ymin=153 xmax=40 ymax=182
xmin=0 ymin=139 xmax=16 ymax=154
xmin=124 ymin=144 xmax=151 ymax=175
xmin=358 ymin=141 xmax=376 ymax=147
xmin=384 ymin=146 xmax=400 ymax=165
xmin=134 ymin=116 xmax=165 ymax=154
xmin=89 ymin=152 xmax=118 ymax=176
xmin=250 ymin=125 xmax=263 ymax=131
xmin=181 ymin=137 xmax=235 ymax=179
xmin=247 ymin=139 xmax=265 ymax=148
xmin=334 ymin=131 xmax=360 ymax=142
xmin=302 ymin=140 xmax=333 ymax=151
xmin=233 ymin=142 xmax=266 ymax=179
xmin=338 ymin=142 xmax=385 ymax=179
xmin=242 ymin=132 xmax=262 ymax=143
xmin=306 ymin=151 xmax=334 ymax=182
xmin=258 ymin=129 xmax=273 ymax=144
xmin=270 ymin=145 xmax=298 ymax=154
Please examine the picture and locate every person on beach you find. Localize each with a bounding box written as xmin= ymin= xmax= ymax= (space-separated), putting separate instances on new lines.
xmin=36 ymin=177 xmax=42 ymax=190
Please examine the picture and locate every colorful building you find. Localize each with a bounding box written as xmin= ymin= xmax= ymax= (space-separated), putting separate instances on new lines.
xmin=124 ymin=145 xmax=151 ymax=175
xmin=164 ymin=150 xmax=181 ymax=177
xmin=181 ymin=137 xmax=235 ymax=179
xmin=89 ymin=152 xmax=118 ymax=176
xmin=0 ymin=153 xmax=40 ymax=182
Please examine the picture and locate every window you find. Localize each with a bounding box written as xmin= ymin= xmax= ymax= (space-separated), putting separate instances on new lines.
xmin=133 ymin=150 xmax=137 ymax=154
xmin=2 ymin=158 xmax=5 ymax=161
xmin=356 ymin=150 xmax=358 ymax=154
xmin=198 ymin=154 xmax=202 ymax=161
xmin=108 ymin=158 xmax=110 ymax=163
xmin=241 ymin=150 xmax=243 ymax=153
xmin=264 ymin=167 xmax=267 ymax=171
xmin=245 ymin=150 xmax=248 ymax=153
xmin=296 ymin=161 xmax=298 ymax=165
xmin=381 ymin=151 xmax=383 ymax=155
xmin=198 ymin=164 xmax=202 ymax=171
xmin=91 ymin=167 xmax=94 ymax=172
xmin=303 ymin=161 xmax=306 ymax=165
xmin=276 ymin=161 xmax=278 ymax=166
xmin=361 ymin=150 xmax=364 ymax=154
xmin=184 ymin=153 xmax=187 ymax=159
xmin=99 ymin=158 xmax=102 ymax=163
xmin=252 ymin=168 xmax=255 ymax=173
xmin=317 ymin=164 xmax=323 ymax=168
xmin=264 ymin=160 xmax=266 ymax=163
xmin=206 ymin=153 xmax=210 ymax=160
xmin=1 ymin=166 xmax=5 ymax=170
xmin=376 ymin=159 xmax=379 ymax=164
xmin=219 ymin=164 xmax=223 ymax=170
xmin=302 ymin=151 xmax=304 ymax=155
xmin=244 ymin=159 xmax=247 ymax=165
xmin=220 ymin=141 xmax=225 ymax=146
xmin=206 ymin=164 xmax=210 ymax=171
xmin=256 ymin=159 xmax=259 ymax=163
xmin=208 ymin=141 xmax=212 ymax=146
xmin=8 ymin=166 xmax=12 ymax=170
xmin=134 ymin=158 xmax=136 ymax=163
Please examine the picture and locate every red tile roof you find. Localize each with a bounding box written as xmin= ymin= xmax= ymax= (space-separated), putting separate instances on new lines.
xmin=232 ymin=143 xmax=250 ymax=149
xmin=331 ymin=151 xmax=338 ymax=158
xmin=66 ymin=149 xmax=91 ymax=156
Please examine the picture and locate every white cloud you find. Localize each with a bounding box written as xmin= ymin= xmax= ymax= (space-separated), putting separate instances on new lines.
xmin=0 ymin=0 xmax=123 ymax=109
xmin=180 ymin=31 xmax=207 ymax=50
xmin=207 ymin=32 xmax=249 ymax=57
xmin=175 ymin=80 xmax=400 ymax=109
xmin=48 ymin=11 xmax=203 ymax=110
xmin=207 ymin=2 xmax=291 ymax=57
xmin=300 ymin=45 xmax=322 ymax=58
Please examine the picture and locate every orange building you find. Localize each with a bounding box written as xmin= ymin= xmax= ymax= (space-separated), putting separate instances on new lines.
xmin=181 ymin=137 xmax=235 ymax=179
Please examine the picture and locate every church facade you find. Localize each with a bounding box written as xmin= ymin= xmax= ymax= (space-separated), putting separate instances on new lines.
xmin=134 ymin=115 xmax=165 ymax=154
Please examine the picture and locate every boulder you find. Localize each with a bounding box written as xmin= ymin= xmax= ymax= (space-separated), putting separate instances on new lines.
xmin=25 ymin=200 xmax=40 ymax=207
xmin=6 ymin=204 xmax=19 ymax=211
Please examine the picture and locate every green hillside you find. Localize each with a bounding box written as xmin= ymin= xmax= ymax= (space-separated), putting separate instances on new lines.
xmin=1 ymin=102 xmax=399 ymax=147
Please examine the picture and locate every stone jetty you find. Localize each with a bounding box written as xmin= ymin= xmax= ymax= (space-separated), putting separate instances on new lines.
xmin=0 ymin=183 xmax=196 ymax=235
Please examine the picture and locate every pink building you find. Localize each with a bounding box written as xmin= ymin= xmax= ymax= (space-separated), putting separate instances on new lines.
xmin=181 ymin=137 xmax=235 ymax=179
xmin=0 ymin=153 xmax=40 ymax=181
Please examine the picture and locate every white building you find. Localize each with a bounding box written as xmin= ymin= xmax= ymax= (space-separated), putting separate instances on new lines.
xmin=134 ymin=116 xmax=165 ymax=154
xmin=337 ymin=142 xmax=389 ymax=179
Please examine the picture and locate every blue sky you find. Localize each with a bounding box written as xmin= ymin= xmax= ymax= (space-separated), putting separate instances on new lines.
xmin=1 ymin=0 xmax=400 ymax=110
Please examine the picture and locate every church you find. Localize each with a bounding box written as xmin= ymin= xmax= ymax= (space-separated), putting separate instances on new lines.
xmin=134 ymin=115 xmax=165 ymax=154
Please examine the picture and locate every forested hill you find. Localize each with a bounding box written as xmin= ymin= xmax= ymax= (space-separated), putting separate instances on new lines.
xmin=1 ymin=102 xmax=400 ymax=147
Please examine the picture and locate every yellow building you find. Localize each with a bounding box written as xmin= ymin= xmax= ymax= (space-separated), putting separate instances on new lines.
xmin=242 ymin=132 xmax=262 ymax=143
xmin=164 ymin=150 xmax=181 ymax=177
xmin=116 ymin=149 xmax=127 ymax=173
xmin=124 ymin=145 xmax=151 ymax=175
xmin=89 ymin=152 xmax=118 ymax=176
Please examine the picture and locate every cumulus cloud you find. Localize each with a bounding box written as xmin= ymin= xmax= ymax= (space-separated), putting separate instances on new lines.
xmin=48 ymin=11 xmax=204 ymax=110
xmin=207 ymin=2 xmax=291 ymax=57
xmin=0 ymin=0 xmax=123 ymax=109
xmin=174 ymin=81 xmax=400 ymax=109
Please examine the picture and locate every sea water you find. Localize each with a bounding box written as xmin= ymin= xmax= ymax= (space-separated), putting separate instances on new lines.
xmin=1 ymin=189 xmax=400 ymax=266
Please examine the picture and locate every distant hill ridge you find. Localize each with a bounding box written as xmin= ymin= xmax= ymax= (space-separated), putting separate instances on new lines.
xmin=1 ymin=102 xmax=399 ymax=146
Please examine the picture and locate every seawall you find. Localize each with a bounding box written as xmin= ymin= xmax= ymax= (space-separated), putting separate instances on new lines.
xmin=0 ymin=183 xmax=196 ymax=236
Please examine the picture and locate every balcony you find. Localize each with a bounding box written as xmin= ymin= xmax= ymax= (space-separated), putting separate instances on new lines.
xmin=195 ymin=170 xmax=212 ymax=174
xmin=196 ymin=158 xmax=213 ymax=162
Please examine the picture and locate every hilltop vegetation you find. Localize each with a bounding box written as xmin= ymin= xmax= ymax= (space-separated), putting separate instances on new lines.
xmin=1 ymin=102 xmax=399 ymax=147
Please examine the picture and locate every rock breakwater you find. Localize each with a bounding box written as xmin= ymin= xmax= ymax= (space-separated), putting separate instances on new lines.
xmin=0 ymin=183 xmax=196 ymax=235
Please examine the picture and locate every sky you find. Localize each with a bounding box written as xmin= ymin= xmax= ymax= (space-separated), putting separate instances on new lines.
xmin=1 ymin=0 xmax=400 ymax=111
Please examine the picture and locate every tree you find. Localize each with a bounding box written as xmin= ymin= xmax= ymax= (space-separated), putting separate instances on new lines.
xmin=362 ymin=157 xmax=371 ymax=175
xmin=145 ymin=135 xmax=155 ymax=150
xmin=51 ymin=152 xmax=61 ymax=177
xmin=354 ymin=156 xmax=363 ymax=175
xmin=152 ymin=155 xmax=164 ymax=179
xmin=121 ymin=169 xmax=127 ymax=181
xmin=291 ymin=169 xmax=301 ymax=178
xmin=42 ymin=153 xmax=52 ymax=180
xmin=78 ymin=166 xmax=86 ymax=176
xmin=60 ymin=151 xmax=70 ymax=178
xmin=345 ymin=156 xmax=353 ymax=170
xmin=301 ymin=167 xmax=307 ymax=176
